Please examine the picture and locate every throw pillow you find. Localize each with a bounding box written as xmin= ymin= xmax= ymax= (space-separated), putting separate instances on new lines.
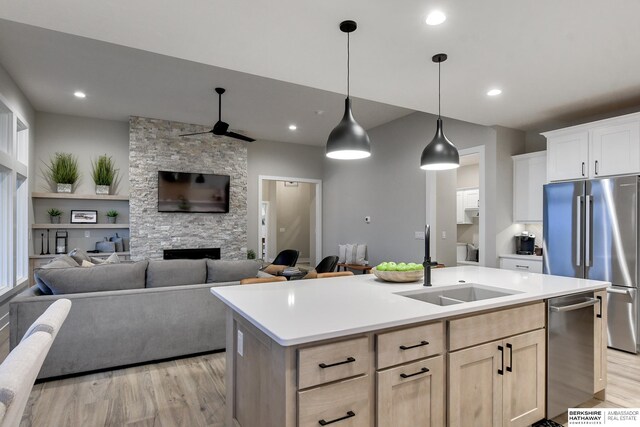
xmin=90 ymin=252 xmax=120 ymax=265
xmin=81 ymin=260 xmax=95 ymax=267
xmin=345 ymin=244 xmax=367 ymax=266
xmin=466 ymin=244 xmax=479 ymax=262
xmin=68 ymin=248 xmax=92 ymax=265
xmin=338 ymin=245 xmax=347 ymax=264
xmin=52 ymin=255 xmax=79 ymax=268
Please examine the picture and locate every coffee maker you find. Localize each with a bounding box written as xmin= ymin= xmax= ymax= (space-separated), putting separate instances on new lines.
xmin=515 ymin=231 xmax=535 ymax=255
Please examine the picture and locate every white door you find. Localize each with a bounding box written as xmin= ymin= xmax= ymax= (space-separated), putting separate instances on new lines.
xmin=547 ymin=132 xmax=589 ymax=181
xmin=590 ymin=121 xmax=640 ymax=177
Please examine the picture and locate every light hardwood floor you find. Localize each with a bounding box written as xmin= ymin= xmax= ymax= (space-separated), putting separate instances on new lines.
xmin=0 ymin=338 xmax=635 ymax=427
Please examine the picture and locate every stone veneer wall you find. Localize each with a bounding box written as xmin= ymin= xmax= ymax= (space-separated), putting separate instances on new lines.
xmin=129 ymin=116 xmax=247 ymax=260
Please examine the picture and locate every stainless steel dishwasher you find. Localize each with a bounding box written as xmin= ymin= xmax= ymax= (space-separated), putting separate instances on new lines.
xmin=547 ymin=292 xmax=597 ymax=419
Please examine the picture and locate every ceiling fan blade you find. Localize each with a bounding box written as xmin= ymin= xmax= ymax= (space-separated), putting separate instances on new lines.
xmin=179 ymin=130 xmax=213 ymax=137
xmin=226 ymin=131 xmax=256 ymax=142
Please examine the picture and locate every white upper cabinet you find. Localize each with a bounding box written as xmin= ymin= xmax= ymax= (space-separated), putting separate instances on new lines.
xmin=456 ymin=188 xmax=479 ymax=225
xmin=513 ymin=151 xmax=547 ymax=223
xmin=590 ymin=120 xmax=640 ymax=177
xmin=464 ymin=188 xmax=480 ymax=209
xmin=545 ymin=131 xmax=589 ymax=181
xmin=456 ymin=191 xmax=465 ymax=224
xmin=543 ymin=112 xmax=640 ymax=182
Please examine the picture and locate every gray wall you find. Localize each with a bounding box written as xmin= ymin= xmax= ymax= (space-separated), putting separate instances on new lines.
xmin=247 ymin=140 xmax=324 ymax=256
xmin=129 ymin=116 xmax=247 ymax=260
xmin=456 ymin=164 xmax=479 ymax=189
xmin=322 ymin=111 xmax=496 ymax=266
xmin=0 ymin=63 xmax=36 ymax=323
xmin=34 ymin=112 xmax=130 ymax=195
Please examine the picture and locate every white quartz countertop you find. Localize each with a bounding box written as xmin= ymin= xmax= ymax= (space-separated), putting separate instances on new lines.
xmin=211 ymin=266 xmax=608 ymax=347
xmin=499 ymin=254 xmax=544 ymax=261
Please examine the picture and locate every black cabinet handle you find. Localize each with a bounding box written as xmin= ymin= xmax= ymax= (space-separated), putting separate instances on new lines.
xmin=319 ymin=411 xmax=355 ymax=425
xmin=400 ymin=367 xmax=430 ymax=379
xmin=582 ymin=162 xmax=585 ymax=176
xmin=318 ymin=357 xmax=355 ymax=369
xmin=506 ymin=343 xmax=513 ymax=372
xmin=399 ymin=340 xmax=429 ymax=350
xmin=498 ymin=345 xmax=504 ymax=375
xmin=595 ymin=160 xmax=599 ymax=175
xmin=597 ymin=296 xmax=603 ymax=318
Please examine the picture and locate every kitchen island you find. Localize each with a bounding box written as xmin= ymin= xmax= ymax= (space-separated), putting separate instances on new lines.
xmin=211 ymin=266 xmax=609 ymax=427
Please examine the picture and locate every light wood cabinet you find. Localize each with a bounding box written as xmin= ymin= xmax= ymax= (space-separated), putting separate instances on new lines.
xmin=544 ymin=112 xmax=640 ymax=182
xmin=298 ymin=336 xmax=369 ymax=389
xmin=512 ymin=152 xmax=546 ymax=223
xmin=377 ymin=356 xmax=444 ymax=427
xmin=546 ymin=131 xmax=589 ymax=182
xmin=594 ymin=290 xmax=608 ymax=393
xmin=376 ymin=322 xmax=443 ymax=369
xmin=448 ymin=329 xmax=545 ymax=427
xmin=591 ymin=121 xmax=640 ymax=177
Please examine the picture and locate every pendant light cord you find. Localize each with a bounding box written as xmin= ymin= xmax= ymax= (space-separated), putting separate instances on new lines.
xmin=347 ymin=32 xmax=350 ymax=98
xmin=438 ymin=61 xmax=441 ymax=119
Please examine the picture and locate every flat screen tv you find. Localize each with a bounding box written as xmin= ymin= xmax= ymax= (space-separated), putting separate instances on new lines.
xmin=158 ymin=171 xmax=230 ymax=213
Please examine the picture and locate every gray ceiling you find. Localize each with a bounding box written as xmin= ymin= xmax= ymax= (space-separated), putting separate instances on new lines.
xmin=0 ymin=20 xmax=413 ymax=145
xmin=2 ymin=1 xmax=640 ymax=137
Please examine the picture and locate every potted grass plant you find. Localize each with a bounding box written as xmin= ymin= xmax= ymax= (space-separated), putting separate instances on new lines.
xmin=47 ymin=208 xmax=63 ymax=224
xmin=91 ymin=154 xmax=118 ymax=195
xmin=43 ymin=153 xmax=79 ymax=193
xmin=106 ymin=210 xmax=119 ymax=224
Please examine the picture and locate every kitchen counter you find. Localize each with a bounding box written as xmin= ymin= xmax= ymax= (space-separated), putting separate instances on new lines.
xmin=211 ymin=266 xmax=607 ymax=346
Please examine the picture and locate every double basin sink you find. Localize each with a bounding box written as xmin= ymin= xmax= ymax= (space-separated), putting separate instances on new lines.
xmin=396 ymin=283 xmax=522 ymax=306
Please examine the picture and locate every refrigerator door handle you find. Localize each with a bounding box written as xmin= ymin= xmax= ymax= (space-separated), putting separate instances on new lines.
xmin=585 ymin=195 xmax=592 ymax=267
xmin=607 ymin=287 xmax=632 ymax=296
xmin=576 ymin=196 xmax=582 ymax=267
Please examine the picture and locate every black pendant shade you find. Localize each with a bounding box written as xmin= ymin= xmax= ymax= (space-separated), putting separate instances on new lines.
xmin=326 ymin=98 xmax=371 ymax=159
xmin=420 ymin=53 xmax=460 ymax=170
xmin=420 ymin=118 xmax=459 ymax=170
xmin=326 ymin=20 xmax=371 ymax=160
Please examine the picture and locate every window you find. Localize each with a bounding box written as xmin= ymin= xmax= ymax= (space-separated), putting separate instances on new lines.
xmin=0 ymin=99 xmax=29 ymax=294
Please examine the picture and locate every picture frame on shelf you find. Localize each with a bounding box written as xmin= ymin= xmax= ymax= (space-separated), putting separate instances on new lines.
xmin=70 ymin=209 xmax=98 ymax=224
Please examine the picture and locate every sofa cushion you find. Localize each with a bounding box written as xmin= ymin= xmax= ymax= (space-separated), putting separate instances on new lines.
xmin=90 ymin=253 xmax=121 ymax=265
xmin=206 ymin=260 xmax=260 ymax=283
xmin=33 ymin=259 xmax=80 ymax=295
xmin=36 ymin=260 xmax=149 ymax=295
xmin=146 ymin=259 xmax=207 ymax=288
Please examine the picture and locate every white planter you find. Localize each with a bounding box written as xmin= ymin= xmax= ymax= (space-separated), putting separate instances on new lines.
xmin=95 ymin=185 xmax=110 ymax=195
xmin=56 ymin=183 xmax=72 ymax=193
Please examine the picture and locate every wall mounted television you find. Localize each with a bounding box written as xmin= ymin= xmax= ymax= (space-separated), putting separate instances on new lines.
xmin=158 ymin=171 xmax=230 ymax=213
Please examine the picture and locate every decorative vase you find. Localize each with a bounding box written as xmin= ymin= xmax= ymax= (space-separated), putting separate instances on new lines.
xmin=95 ymin=185 xmax=110 ymax=195
xmin=56 ymin=183 xmax=72 ymax=193
xmin=50 ymin=216 xmax=61 ymax=224
xmin=107 ymin=216 xmax=117 ymax=224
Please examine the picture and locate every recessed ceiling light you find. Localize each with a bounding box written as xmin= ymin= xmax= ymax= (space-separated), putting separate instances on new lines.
xmin=289 ymin=124 xmax=297 ymax=131
xmin=426 ymin=11 xmax=446 ymax=26
xmin=487 ymin=89 xmax=502 ymax=96
xmin=73 ymin=91 xmax=86 ymax=98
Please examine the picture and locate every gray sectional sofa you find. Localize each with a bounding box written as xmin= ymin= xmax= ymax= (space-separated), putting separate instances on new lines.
xmin=9 ymin=257 xmax=266 ymax=379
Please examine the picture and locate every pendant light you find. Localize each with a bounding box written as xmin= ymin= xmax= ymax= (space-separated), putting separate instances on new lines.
xmin=326 ymin=20 xmax=371 ymax=160
xmin=420 ymin=53 xmax=460 ymax=170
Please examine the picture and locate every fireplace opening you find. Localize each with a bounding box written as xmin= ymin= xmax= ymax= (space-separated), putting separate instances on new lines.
xmin=163 ymin=248 xmax=221 ymax=260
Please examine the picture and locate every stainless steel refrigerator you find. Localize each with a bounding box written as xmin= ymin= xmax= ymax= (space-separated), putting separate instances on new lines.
xmin=543 ymin=176 xmax=639 ymax=353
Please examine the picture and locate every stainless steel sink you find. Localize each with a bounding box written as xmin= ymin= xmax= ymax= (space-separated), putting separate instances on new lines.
xmin=396 ymin=284 xmax=522 ymax=306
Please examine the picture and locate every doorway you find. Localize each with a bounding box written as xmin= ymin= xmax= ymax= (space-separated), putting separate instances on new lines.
xmin=257 ymin=175 xmax=322 ymax=267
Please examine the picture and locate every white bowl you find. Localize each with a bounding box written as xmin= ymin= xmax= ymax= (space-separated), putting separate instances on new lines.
xmin=372 ymin=267 xmax=424 ymax=283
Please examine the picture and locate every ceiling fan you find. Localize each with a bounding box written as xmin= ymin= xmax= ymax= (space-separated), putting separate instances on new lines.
xmin=180 ymin=87 xmax=256 ymax=142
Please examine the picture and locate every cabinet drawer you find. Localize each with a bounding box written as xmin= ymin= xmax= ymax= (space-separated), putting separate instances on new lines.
xmin=298 ymin=336 xmax=369 ymax=389
xmin=376 ymin=322 xmax=443 ymax=369
xmin=298 ymin=375 xmax=371 ymax=427
xmin=499 ymin=257 xmax=542 ymax=274
xmin=448 ymin=303 xmax=545 ymax=351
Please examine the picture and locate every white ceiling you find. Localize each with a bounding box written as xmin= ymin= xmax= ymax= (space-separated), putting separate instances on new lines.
xmin=2 ymin=0 xmax=640 ymax=133
xmin=0 ymin=20 xmax=412 ymax=145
